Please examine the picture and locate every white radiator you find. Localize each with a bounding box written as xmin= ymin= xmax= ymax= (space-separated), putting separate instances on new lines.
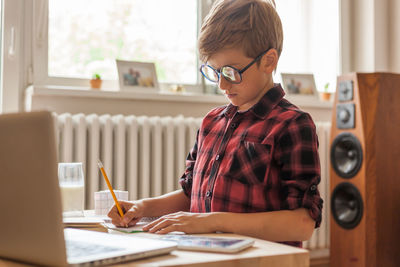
xmin=53 ymin=113 xmax=202 ymax=209
xmin=53 ymin=113 xmax=331 ymax=250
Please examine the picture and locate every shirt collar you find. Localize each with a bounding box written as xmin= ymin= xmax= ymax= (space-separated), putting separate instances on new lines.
xmin=220 ymin=83 xmax=285 ymax=119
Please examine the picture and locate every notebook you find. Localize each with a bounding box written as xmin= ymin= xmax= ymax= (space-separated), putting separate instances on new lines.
xmin=0 ymin=111 xmax=177 ymax=266
xmin=63 ymin=214 xmax=109 ymax=233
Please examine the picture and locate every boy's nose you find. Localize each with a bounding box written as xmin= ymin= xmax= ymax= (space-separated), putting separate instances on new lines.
xmin=218 ymin=77 xmax=232 ymax=91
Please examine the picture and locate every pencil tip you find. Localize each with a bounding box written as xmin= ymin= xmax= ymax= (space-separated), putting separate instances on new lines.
xmin=97 ymin=159 xmax=103 ymax=168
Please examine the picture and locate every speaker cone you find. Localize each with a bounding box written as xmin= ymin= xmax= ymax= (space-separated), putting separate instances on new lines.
xmin=331 ymin=182 xmax=363 ymax=229
xmin=331 ymin=132 xmax=362 ymax=178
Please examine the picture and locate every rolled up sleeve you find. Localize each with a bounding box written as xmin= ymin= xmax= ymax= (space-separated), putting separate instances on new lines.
xmin=276 ymin=113 xmax=323 ymax=228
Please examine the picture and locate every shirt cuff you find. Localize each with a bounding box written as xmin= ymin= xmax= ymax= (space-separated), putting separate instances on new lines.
xmin=286 ymin=182 xmax=323 ymax=228
xmin=301 ymin=184 xmax=323 ymax=228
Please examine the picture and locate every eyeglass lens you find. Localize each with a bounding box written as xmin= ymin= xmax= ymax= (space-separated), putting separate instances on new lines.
xmin=202 ymin=65 xmax=219 ymax=82
xmin=202 ymin=65 xmax=241 ymax=83
xmin=221 ymin=66 xmax=241 ymax=83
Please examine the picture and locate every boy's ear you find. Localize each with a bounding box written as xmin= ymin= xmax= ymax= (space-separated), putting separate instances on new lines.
xmin=261 ymin=49 xmax=278 ymax=73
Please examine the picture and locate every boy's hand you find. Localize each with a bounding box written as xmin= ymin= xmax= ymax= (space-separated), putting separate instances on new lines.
xmin=107 ymin=200 xmax=144 ymax=227
xmin=142 ymin=211 xmax=214 ymax=234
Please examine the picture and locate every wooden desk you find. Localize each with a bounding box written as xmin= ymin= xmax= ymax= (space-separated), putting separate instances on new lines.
xmin=1 ymin=209 xmax=309 ymax=267
xmin=0 ymin=232 xmax=309 ymax=267
xmin=121 ymin=233 xmax=309 ymax=267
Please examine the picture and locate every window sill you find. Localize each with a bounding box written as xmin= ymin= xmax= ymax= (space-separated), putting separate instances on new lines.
xmin=26 ymin=85 xmax=333 ymax=107
xmin=26 ymin=85 xmax=228 ymax=105
xmin=25 ymin=85 xmax=332 ymax=120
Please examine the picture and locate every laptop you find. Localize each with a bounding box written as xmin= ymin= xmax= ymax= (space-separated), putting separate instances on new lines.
xmin=0 ymin=111 xmax=177 ymax=266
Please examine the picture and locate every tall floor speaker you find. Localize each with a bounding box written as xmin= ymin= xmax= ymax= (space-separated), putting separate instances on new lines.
xmin=330 ymin=73 xmax=400 ymax=267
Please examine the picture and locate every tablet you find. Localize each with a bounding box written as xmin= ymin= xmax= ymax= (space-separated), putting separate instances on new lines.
xmin=159 ymin=234 xmax=255 ymax=253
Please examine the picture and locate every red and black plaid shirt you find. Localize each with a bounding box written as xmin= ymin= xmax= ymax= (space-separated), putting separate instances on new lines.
xmin=179 ymin=84 xmax=323 ymax=247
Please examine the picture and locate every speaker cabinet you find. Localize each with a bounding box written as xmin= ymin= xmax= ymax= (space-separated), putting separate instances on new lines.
xmin=330 ymin=73 xmax=400 ymax=267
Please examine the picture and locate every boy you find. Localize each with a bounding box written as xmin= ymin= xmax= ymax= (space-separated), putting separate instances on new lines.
xmin=108 ymin=0 xmax=322 ymax=247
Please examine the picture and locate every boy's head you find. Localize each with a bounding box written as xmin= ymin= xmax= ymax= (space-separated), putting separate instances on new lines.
xmin=198 ymin=0 xmax=283 ymax=64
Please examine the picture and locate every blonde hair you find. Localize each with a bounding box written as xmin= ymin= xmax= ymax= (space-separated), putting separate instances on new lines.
xmin=198 ymin=0 xmax=283 ymax=62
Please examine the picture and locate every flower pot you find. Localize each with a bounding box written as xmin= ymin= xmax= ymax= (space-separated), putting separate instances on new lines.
xmin=90 ymin=79 xmax=102 ymax=89
xmin=320 ymin=92 xmax=332 ymax=101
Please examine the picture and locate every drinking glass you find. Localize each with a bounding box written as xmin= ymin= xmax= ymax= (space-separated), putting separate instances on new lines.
xmin=58 ymin=162 xmax=85 ymax=213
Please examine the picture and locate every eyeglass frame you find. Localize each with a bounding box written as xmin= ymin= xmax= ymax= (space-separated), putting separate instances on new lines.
xmin=199 ymin=48 xmax=270 ymax=84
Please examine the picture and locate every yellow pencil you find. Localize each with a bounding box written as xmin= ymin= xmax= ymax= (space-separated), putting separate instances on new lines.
xmin=97 ymin=159 xmax=124 ymax=218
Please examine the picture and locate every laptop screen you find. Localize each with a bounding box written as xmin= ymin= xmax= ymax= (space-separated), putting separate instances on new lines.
xmin=0 ymin=111 xmax=67 ymax=265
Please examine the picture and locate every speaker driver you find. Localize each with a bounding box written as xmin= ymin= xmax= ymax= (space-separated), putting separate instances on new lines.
xmin=331 ymin=132 xmax=363 ymax=178
xmin=331 ymin=182 xmax=363 ymax=229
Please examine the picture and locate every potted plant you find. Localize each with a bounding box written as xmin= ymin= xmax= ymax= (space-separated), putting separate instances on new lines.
xmin=90 ymin=73 xmax=102 ymax=89
xmin=320 ymin=82 xmax=332 ymax=101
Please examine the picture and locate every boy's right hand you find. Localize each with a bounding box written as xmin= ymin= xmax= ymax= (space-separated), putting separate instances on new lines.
xmin=107 ymin=200 xmax=145 ymax=227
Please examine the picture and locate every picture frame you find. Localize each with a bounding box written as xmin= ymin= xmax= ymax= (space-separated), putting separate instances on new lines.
xmin=116 ymin=59 xmax=159 ymax=92
xmin=280 ymin=73 xmax=318 ymax=98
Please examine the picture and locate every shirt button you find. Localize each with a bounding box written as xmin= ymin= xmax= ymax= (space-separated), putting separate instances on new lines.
xmin=206 ymin=191 xmax=212 ymax=197
xmin=215 ymin=154 xmax=220 ymax=161
xmin=310 ymin=185 xmax=317 ymax=191
xmin=230 ymin=123 xmax=236 ymax=129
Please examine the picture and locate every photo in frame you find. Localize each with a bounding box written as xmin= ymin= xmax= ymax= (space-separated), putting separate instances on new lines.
xmin=116 ymin=60 xmax=159 ymax=92
xmin=280 ymin=73 xmax=318 ymax=98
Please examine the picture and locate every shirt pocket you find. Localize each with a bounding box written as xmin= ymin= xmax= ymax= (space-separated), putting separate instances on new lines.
xmin=222 ymin=140 xmax=272 ymax=185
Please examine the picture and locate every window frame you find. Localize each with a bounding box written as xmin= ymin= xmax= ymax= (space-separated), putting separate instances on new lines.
xmin=1 ymin=0 xmax=28 ymax=113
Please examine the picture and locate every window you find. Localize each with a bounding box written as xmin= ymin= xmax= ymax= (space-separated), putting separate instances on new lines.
xmin=42 ymin=0 xmax=339 ymax=93
xmin=33 ymin=0 xmax=339 ymax=95
xmin=48 ymin=0 xmax=198 ymax=85
xmin=275 ymin=0 xmax=340 ymax=92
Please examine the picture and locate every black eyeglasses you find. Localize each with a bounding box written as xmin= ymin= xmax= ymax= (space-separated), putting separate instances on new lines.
xmin=200 ymin=49 xmax=269 ymax=84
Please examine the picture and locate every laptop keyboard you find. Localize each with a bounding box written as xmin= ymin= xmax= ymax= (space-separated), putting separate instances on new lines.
xmin=66 ymin=240 xmax=124 ymax=258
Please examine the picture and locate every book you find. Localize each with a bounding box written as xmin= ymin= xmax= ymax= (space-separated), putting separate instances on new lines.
xmin=63 ymin=211 xmax=110 ymax=233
